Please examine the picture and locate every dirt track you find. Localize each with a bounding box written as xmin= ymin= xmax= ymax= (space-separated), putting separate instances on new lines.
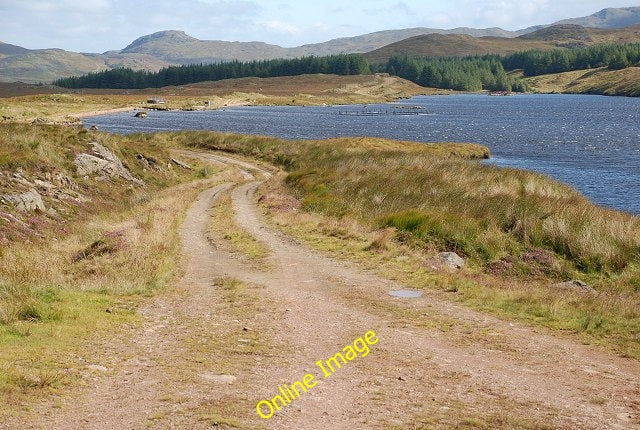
xmin=8 ymin=152 xmax=640 ymax=429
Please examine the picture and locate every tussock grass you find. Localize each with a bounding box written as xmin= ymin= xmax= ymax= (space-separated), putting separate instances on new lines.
xmin=152 ymin=130 xmax=640 ymax=356
xmin=160 ymin=130 xmax=639 ymax=277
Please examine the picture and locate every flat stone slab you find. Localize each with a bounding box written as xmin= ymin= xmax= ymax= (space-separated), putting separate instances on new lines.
xmin=200 ymin=372 xmax=236 ymax=384
xmin=389 ymin=289 xmax=423 ymax=298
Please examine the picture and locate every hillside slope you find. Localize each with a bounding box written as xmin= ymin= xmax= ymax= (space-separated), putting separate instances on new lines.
xmin=364 ymin=24 xmax=640 ymax=63
xmin=364 ymin=33 xmax=557 ymax=63
xmin=526 ymin=66 xmax=640 ymax=96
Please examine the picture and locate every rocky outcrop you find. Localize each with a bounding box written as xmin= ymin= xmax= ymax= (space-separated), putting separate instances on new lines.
xmin=425 ymin=251 xmax=465 ymax=271
xmin=74 ymin=142 xmax=143 ymax=185
xmin=0 ymin=169 xmax=89 ymax=216
xmin=1 ymin=189 xmax=45 ymax=212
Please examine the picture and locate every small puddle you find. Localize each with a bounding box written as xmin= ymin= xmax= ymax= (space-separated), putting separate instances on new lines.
xmin=389 ymin=289 xmax=422 ymax=298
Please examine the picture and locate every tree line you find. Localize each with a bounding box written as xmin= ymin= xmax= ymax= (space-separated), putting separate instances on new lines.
xmin=53 ymin=55 xmax=371 ymax=89
xmin=53 ymin=43 xmax=640 ymax=91
xmin=374 ymin=56 xmax=529 ymax=92
xmin=501 ymin=43 xmax=640 ymax=76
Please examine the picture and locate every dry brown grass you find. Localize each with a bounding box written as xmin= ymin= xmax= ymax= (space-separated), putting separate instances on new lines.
xmin=527 ymin=67 xmax=640 ymax=96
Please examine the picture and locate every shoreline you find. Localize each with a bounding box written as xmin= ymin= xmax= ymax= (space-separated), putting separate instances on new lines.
xmin=75 ymin=106 xmax=135 ymax=119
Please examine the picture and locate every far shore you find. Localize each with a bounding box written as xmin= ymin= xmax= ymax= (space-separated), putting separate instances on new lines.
xmin=75 ymin=107 xmax=135 ymax=119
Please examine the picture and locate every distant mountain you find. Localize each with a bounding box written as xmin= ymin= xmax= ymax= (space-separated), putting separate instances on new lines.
xmin=364 ymin=24 xmax=640 ymax=63
xmin=120 ymin=30 xmax=289 ymax=64
xmin=0 ymin=46 xmax=171 ymax=83
xmin=2 ymin=6 xmax=640 ymax=83
xmin=0 ymin=42 xmax=30 ymax=57
xmin=555 ymin=6 xmax=640 ymax=29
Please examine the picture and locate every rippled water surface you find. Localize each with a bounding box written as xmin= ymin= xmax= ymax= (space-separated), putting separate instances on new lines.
xmin=87 ymin=94 xmax=640 ymax=214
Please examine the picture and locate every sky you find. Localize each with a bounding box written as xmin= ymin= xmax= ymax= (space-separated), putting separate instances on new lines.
xmin=0 ymin=0 xmax=637 ymax=52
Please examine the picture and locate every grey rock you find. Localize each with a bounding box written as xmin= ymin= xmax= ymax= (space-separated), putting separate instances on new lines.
xmin=74 ymin=153 xmax=110 ymax=176
xmin=10 ymin=172 xmax=33 ymax=188
xmin=136 ymin=154 xmax=163 ymax=171
xmin=134 ymin=111 xmax=148 ymax=118
xmin=426 ymin=251 xmax=465 ymax=271
xmin=2 ymin=189 xmax=46 ymax=212
xmin=73 ymin=142 xmax=143 ymax=185
xmin=552 ymin=280 xmax=596 ymax=294
xmin=171 ymin=158 xmax=192 ymax=170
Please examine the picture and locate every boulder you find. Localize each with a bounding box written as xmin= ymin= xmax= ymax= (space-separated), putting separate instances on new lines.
xmin=74 ymin=153 xmax=110 ymax=176
xmin=134 ymin=111 xmax=148 ymax=118
xmin=552 ymin=280 xmax=596 ymax=294
xmin=1 ymin=189 xmax=46 ymax=212
xmin=426 ymin=251 xmax=465 ymax=271
xmin=74 ymin=142 xmax=143 ymax=185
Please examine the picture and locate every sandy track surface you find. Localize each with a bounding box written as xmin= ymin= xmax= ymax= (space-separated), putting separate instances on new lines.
xmin=6 ymin=152 xmax=639 ymax=429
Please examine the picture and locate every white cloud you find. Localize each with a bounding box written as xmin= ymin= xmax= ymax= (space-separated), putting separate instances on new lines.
xmin=363 ymin=1 xmax=416 ymax=16
xmin=261 ymin=20 xmax=301 ymax=35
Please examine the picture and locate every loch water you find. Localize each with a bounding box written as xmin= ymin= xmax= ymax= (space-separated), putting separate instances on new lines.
xmin=87 ymin=94 xmax=640 ymax=214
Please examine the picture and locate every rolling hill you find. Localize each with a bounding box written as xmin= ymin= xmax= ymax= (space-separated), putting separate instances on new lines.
xmin=364 ymin=24 xmax=640 ymax=63
xmin=2 ymin=6 xmax=640 ymax=83
xmin=120 ymin=30 xmax=290 ymax=64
